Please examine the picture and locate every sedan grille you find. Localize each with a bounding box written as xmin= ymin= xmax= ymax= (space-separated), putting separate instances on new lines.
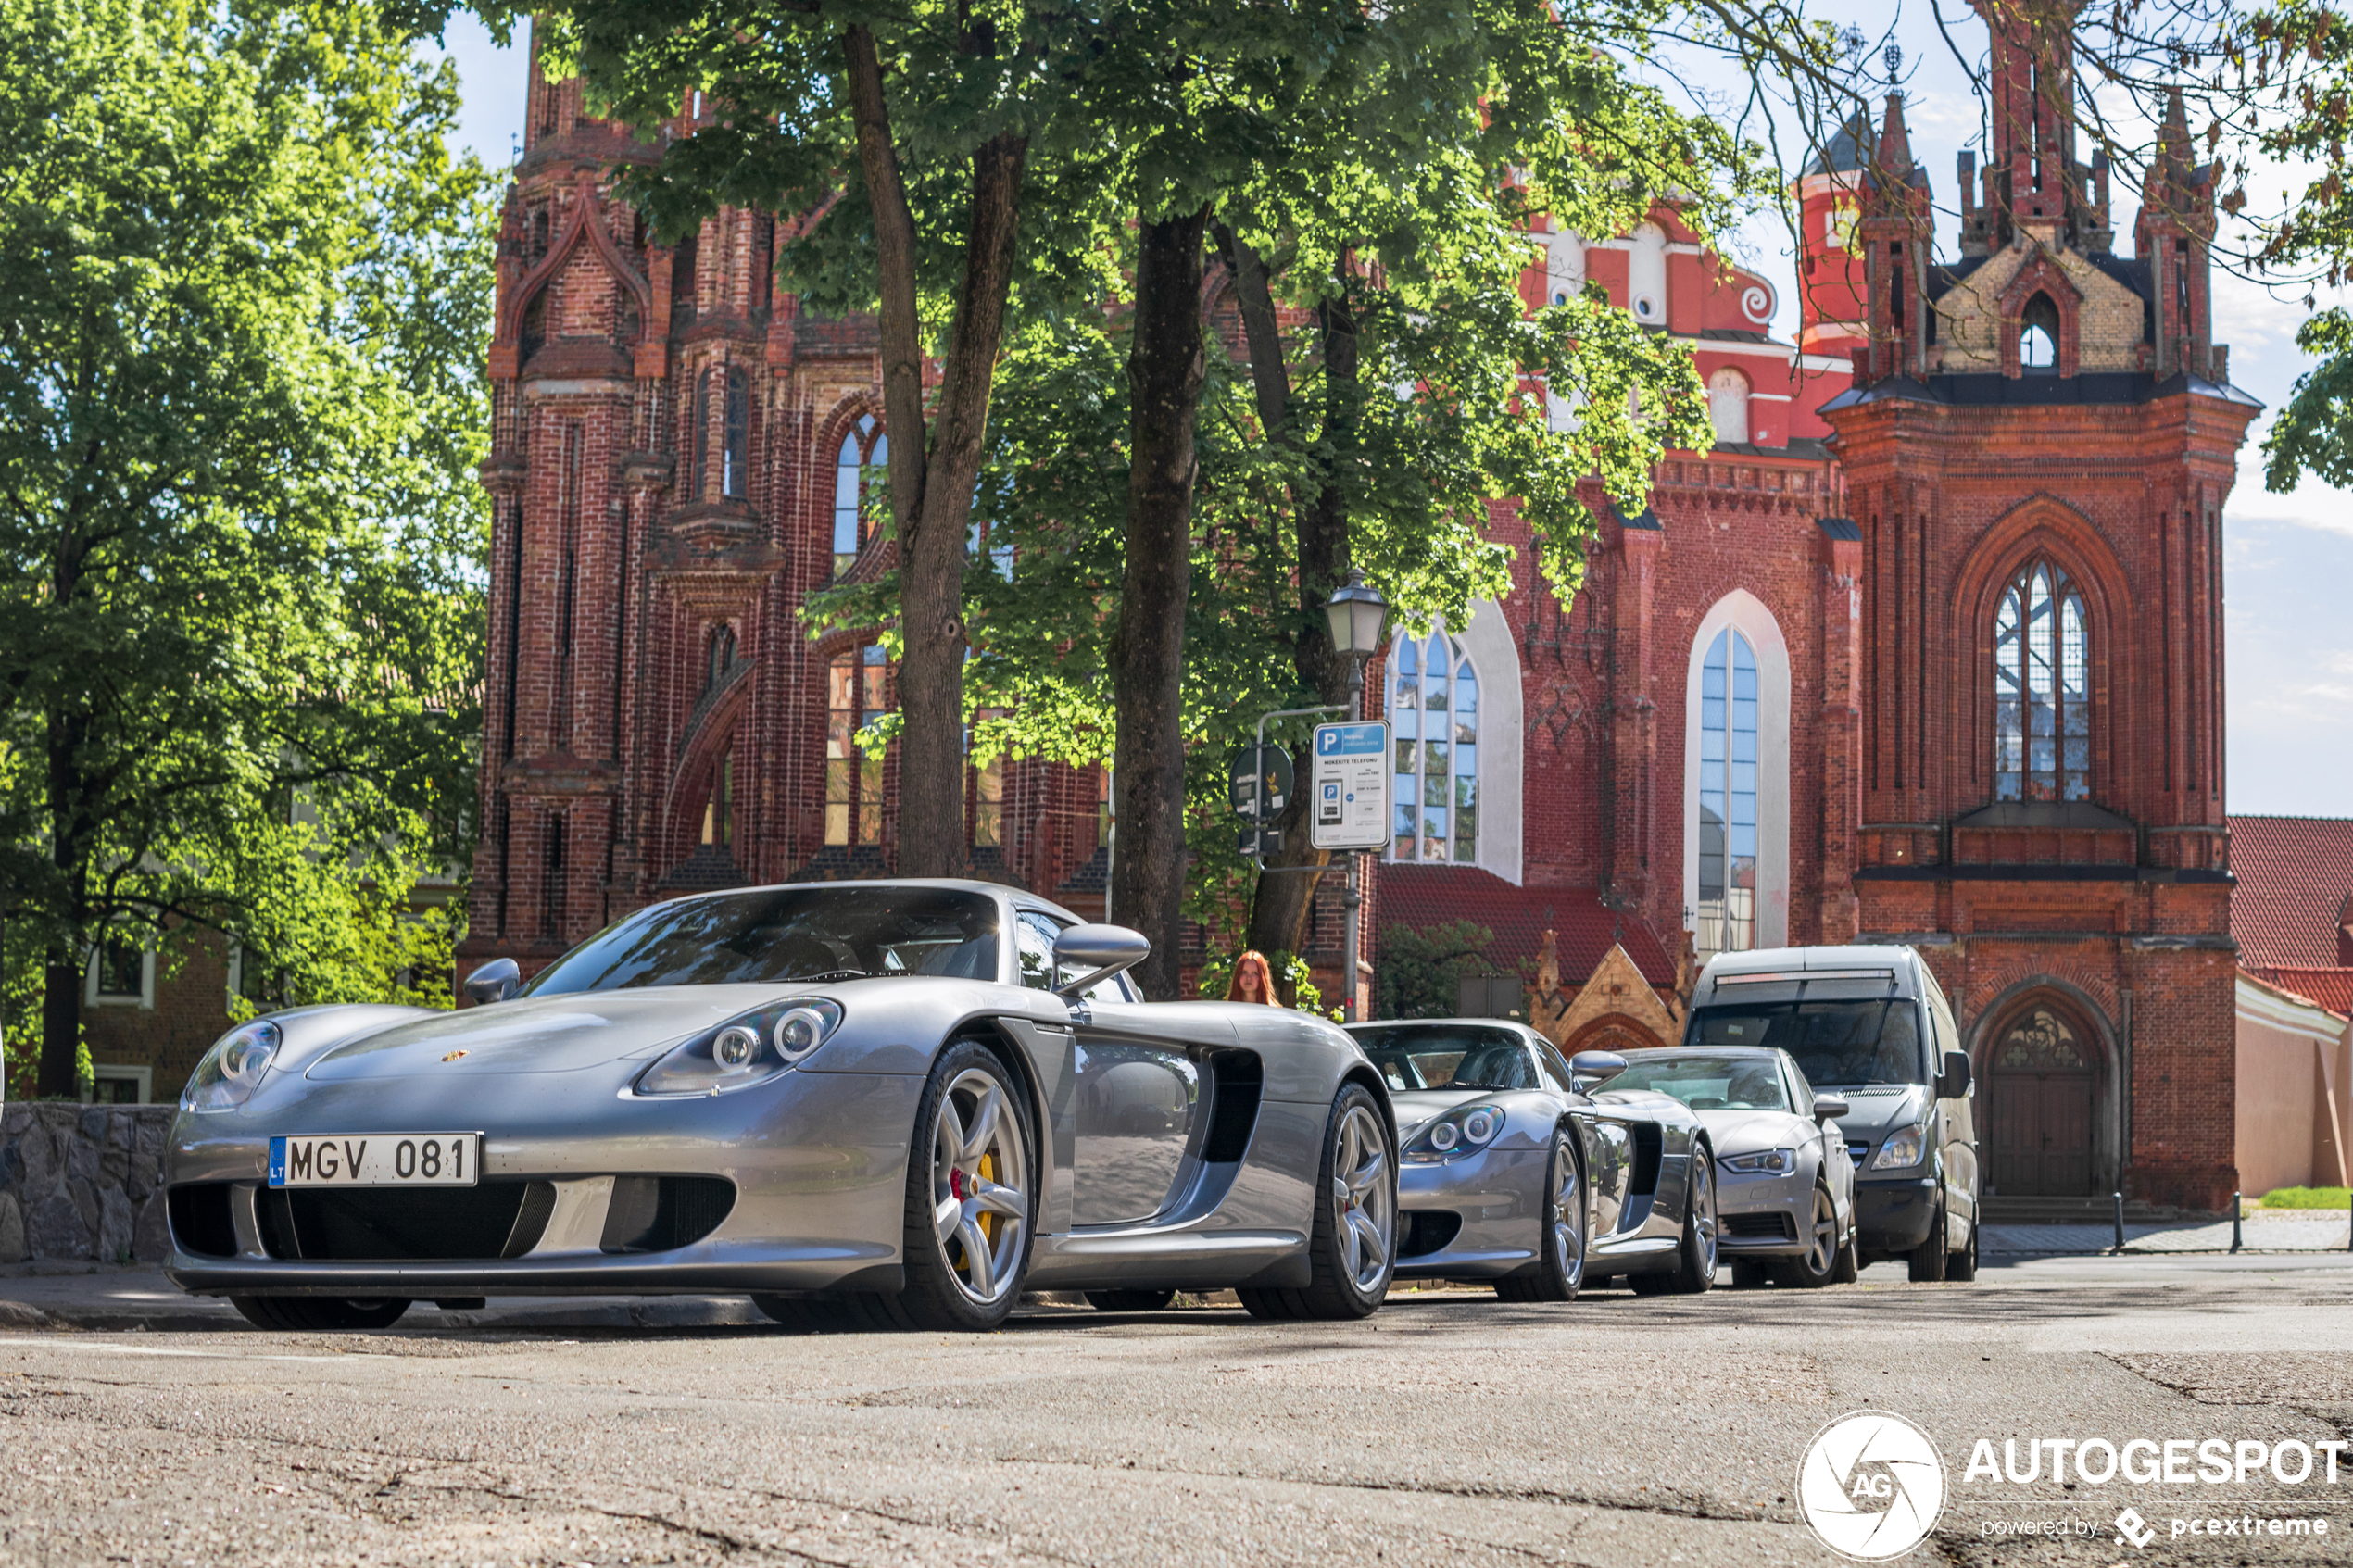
xmin=1845 ymin=1140 xmax=1870 ymax=1164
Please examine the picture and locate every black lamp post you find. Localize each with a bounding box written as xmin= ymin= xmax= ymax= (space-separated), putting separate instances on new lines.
xmin=1322 ymin=569 xmax=1387 ymax=1020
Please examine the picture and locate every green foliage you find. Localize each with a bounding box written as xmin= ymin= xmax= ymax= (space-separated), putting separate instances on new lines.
xmin=1374 ymin=920 xmax=1505 ymax=1021
xmin=2263 ymin=307 xmax=2353 ymax=490
xmin=0 ymin=0 xmax=493 ymax=1084
xmin=2257 ymin=1185 xmax=2353 ymax=1209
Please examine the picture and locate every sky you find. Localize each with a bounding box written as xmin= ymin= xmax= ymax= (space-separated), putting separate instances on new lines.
xmin=424 ymin=6 xmax=2353 ymax=821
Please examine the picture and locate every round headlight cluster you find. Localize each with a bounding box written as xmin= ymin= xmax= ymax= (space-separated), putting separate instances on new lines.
xmin=773 ymin=1006 xmax=832 ymax=1060
xmin=1408 ymin=1103 xmax=1508 ymax=1162
xmin=182 ymin=1020 xmax=282 ymax=1113
xmin=712 ymin=1025 xmax=761 ymax=1070
xmin=1462 ymin=1108 xmax=1501 ymax=1144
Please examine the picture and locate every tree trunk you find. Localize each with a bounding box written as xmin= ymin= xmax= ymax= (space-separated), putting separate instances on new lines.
xmin=39 ymin=944 xmax=81 ymax=1099
xmin=1112 ymin=206 xmax=1212 ymax=999
xmin=895 ymin=132 xmax=1027 ymax=878
xmin=843 ymin=29 xmax=1026 ymax=879
xmin=1244 ymin=285 xmax=1361 ymax=972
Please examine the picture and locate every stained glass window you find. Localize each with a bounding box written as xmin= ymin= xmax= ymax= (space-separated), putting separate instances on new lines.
xmin=1994 ymin=560 xmax=2090 ymax=802
xmin=1389 ymin=630 xmax=1478 ymax=864
xmin=825 ymin=644 xmax=891 ymax=846
xmin=831 ymin=416 xmax=886 ymax=576
xmin=1696 ymin=628 xmax=1757 ymax=959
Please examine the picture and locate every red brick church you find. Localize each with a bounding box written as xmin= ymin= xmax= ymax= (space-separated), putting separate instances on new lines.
xmin=460 ymin=2 xmax=2278 ymax=1210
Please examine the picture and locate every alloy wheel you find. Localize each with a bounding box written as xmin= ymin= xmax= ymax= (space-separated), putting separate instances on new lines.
xmin=1330 ymin=1102 xmax=1393 ymax=1294
xmin=930 ymin=1067 xmax=1030 ymax=1307
xmin=1692 ymin=1155 xmax=1718 ymax=1274
xmin=1550 ymin=1135 xmax=1585 ymax=1289
xmin=1806 ymin=1186 xmax=1837 ymax=1276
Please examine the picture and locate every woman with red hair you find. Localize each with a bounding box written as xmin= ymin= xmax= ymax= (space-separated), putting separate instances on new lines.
xmin=1226 ymin=949 xmax=1278 ymax=1006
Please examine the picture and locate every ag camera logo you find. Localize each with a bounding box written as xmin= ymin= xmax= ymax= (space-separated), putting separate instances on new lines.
xmin=1798 ymin=1411 xmax=1947 ymax=1560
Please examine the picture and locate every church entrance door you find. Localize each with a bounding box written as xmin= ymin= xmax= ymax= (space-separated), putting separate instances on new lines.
xmin=1985 ymin=1004 xmax=2095 ymax=1196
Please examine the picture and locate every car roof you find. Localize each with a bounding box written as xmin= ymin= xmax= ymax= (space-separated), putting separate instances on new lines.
xmin=1347 ymin=1019 xmax=1543 ymax=1041
xmin=657 ymin=879 xmax=1083 ymax=926
xmin=1621 ymin=1045 xmax=1783 ymax=1060
xmin=1692 ymin=943 xmax=1926 ymax=1002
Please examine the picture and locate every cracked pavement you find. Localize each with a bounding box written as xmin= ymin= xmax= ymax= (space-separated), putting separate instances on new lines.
xmin=4 ymin=1255 xmax=2353 ymax=1566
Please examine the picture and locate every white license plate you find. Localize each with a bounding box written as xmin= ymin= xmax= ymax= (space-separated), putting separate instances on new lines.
xmin=268 ymin=1134 xmax=480 ymax=1188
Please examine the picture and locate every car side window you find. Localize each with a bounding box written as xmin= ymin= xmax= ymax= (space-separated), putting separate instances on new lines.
xmin=1535 ymin=1041 xmax=1578 ymax=1093
xmin=1014 ymin=913 xmax=1057 ymax=991
xmin=1784 ymin=1056 xmax=1816 ymax=1111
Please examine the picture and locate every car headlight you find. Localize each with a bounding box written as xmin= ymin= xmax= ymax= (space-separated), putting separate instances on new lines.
xmin=1718 ymin=1148 xmax=1796 ymax=1176
xmin=1403 ymin=1104 xmax=1507 ymax=1163
xmin=1871 ymin=1123 xmax=1927 ymax=1170
xmin=182 ymin=1021 xmax=281 ymax=1113
xmin=635 ymin=1000 xmax=842 ymax=1097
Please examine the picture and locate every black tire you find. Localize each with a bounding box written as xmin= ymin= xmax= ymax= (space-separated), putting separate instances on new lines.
xmin=232 ymin=1296 xmax=409 ymax=1331
xmin=1947 ymin=1210 xmax=1979 ymax=1282
xmin=1667 ymin=1146 xmax=1718 ymax=1294
xmin=897 ymin=1039 xmax=1039 ymax=1331
xmin=1774 ymin=1185 xmax=1841 ymax=1289
xmin=1236 ymin=1084 xmax=1394 ymax=1322
xmin=1085 ymin=1289 xmax=1177 ymax=1312
xmin=1495 ymin=1127 xmax=1585 ymax=1304
xmin=1729 ymin=1259 xmax=1772 ymax=1289
xmin=1907 ymin=1190 xmax=1950 ymax=1283
xmin=1831 ymin=1226 xmax=1860 ymax=1285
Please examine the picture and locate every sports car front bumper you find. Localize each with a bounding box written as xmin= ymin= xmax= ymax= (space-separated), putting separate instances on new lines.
xmin=1392 ymin=1143 xmax=1547 ymax=1279
xmin=162 ymin=1066 xmax=927 ymax=1298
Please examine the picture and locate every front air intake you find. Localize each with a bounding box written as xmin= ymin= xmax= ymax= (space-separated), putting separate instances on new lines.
xmin=257 ymin=1181 xmax=553 ymax=1261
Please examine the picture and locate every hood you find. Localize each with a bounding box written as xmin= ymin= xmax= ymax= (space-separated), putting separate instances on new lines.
xmin=1812 ymin=1084 xmax=1927 ymax=1138
xmin=1693 ymin=1106 xmax=1808 ymax=1154
xmin=1389 ymin=1087 xmax=1502 ymax=1140
xmin=301 ymin=985 xmax=801 ymax=1082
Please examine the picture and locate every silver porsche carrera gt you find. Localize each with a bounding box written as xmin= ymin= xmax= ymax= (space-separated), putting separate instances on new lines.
xmin=1342 ymin=1020 xmax=1718 ymax=1300
xmin=160 ymin=881 xmax=1399 ymax=1332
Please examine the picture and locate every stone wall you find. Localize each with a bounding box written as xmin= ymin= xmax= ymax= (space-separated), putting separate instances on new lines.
xmin=0 ymin=1104 xmax=174 ymax=1263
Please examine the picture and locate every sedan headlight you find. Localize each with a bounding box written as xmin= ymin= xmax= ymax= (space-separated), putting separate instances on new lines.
xmin=1871 ymin=1123 xmax=1928 ymax=1170
xmin=1718 ymin=1148 xmax=1796 ymax=1176
xmin=182 ymin=1021 xmax=281 ymax=1113
xmin=635 ymin=1000 xmax=842 ymax=1097
xmin=1403 ymin=1104 xmax=1506 ymax=1164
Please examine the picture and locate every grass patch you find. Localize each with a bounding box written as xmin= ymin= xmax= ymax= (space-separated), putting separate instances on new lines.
xmin=2257 ymin=1185 xmax=2353 ymax=1209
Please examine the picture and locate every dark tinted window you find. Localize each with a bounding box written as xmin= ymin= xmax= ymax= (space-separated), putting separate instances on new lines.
xmin=1689 ymin=1000 xmax=1924 ymax=1086
xmin=523 ymin=887 xmax=999 ymax=994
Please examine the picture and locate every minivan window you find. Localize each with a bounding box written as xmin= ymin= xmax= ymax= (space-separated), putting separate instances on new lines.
xmin=1687 ymin=1000 xmax=1924 ymax=1087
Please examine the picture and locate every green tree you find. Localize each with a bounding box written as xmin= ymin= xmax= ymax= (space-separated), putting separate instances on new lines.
xmin=0 ymin=0 xmax=492 ymax=1094
xmin=1375 ymin=920 xmax=1506 ymax=1021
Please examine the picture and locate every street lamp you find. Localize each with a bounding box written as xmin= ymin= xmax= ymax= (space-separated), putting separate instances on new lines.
xmin=1323 ymin=569 xmax=1388 ymax=721
xmin=1323 ymin=569 xmax=1386 ymax=1022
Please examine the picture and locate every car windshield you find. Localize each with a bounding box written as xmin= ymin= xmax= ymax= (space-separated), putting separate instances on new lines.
xmin=1350 ymin=1027 xmax=1539 ymax=1092
xmin=1607 ymin=1053 xmax=1790 ymax=1111
xmin=1688 ymin=999 xmax=1924 ymax=1087
xmin=522 ymin=887 xmax=1000 ymax=994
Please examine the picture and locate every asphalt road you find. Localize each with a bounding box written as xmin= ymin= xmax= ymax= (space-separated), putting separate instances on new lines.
xmin=4 ymin=1254 xmax=2351 ymax=1567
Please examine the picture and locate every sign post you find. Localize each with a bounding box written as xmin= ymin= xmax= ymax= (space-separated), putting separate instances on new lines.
xmin=1308 ymin=721 xmax=1390 ymax=852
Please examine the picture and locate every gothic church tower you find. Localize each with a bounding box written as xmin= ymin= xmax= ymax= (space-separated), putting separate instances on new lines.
xmin=1821 ymin=0 xmax=2259 ymax=1210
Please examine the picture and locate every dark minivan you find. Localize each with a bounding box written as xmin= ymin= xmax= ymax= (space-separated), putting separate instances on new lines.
xmin=1681 ymin=945 xmax=1980 ymax=1280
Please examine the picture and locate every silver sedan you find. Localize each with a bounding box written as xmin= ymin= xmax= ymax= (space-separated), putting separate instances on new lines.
xmin=1605 ymin=1047 xmax=1857 ymax=1287
xmin=160 ymin=881 xmax=1399 ymax=1332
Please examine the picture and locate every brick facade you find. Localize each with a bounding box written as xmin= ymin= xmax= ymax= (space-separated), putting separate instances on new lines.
xmin=465 ymin=6 xmax=2253 ymax=1208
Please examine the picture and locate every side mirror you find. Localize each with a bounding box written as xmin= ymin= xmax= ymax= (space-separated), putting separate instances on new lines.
xmin=1568 ymin=1049 xmax=1627 ymax=1092
xmin=462 ymin=958 xmax=521 ymax=1006
xmin=1051 ymin=924 xmax=1149 ymax=998
xmin=1813 ymin=1092 xmax=1851 ymax=1123
xmin=1936 ymin=1049 xmax=1974 ymax=1099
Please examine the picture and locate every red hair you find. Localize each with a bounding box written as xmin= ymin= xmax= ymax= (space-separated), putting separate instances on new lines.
xmin=1226 ymin=949 xmax=1277 ymax=1005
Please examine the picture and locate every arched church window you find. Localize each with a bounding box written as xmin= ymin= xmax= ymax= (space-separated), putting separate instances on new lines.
xmin=832 ymin=415 xmax=887 ymax=576
xmin=825 ymin=644 xmax=891 ymax=846
xmin=704 ymin=623 xmax=736 ymax=692
xmin=1994 ymin=559 xmax=2091 ymax=802
xmin=1707 ymin=367 xmax=1751 ymax=445
xmin=2020 ymin=292 xmax=2059 ymax=373
xmin=1389 ymin=630 xmax=1478 ymax=863
xmin=1696 ymin=628 xmax=1758 ymax=957
xmin=690 ymin=370 xmax=711 ymax=499
xmin=723 ymin=368 xmax=749 ymax=499
xmin=700 ymin=746 xmax=734 ymax=850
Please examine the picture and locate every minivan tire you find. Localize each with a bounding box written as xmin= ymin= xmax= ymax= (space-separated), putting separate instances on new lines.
xmin=1906 ymin=1193 xmax=1949 ymax=1283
